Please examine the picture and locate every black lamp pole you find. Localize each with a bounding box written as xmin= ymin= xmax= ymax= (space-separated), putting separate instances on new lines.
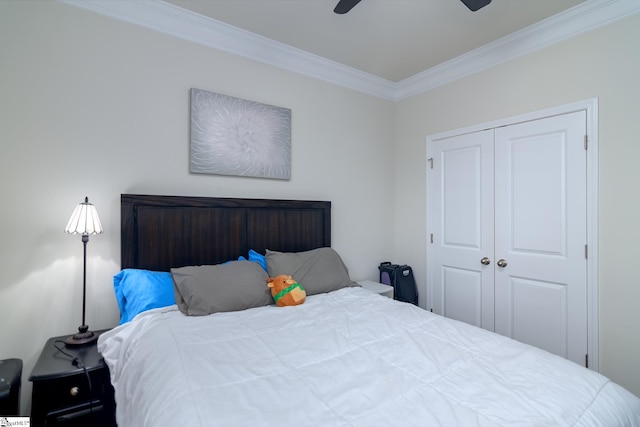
xmin=65 ymin=232 xmax=97 ymax=346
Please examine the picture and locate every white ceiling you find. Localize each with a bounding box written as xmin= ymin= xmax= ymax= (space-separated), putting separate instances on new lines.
xmin=165 ymin=0 xmax=587 ymax=82
xmin=63 ymin=0 xmax=640 ymax=99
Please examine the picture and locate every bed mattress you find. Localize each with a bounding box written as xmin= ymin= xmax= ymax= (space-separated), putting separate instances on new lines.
xmin=98 ymin=287 xmax=640 ymax=426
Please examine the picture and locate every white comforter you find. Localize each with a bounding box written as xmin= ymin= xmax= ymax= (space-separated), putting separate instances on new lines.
xmin=98 ymin=287 xmax=640 ymax=426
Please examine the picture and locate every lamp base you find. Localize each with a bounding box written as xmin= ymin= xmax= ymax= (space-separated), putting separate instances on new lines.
xmin=65 ymin=326 xmax=98 ymax=347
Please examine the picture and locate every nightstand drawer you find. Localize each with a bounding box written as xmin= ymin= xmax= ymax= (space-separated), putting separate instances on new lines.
xmin=31 ymin=369 xmax=105 ymax=413
xmin=46 ymin=400 xmax=109 ymax=427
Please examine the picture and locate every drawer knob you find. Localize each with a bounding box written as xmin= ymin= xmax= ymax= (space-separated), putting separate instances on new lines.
xmin=70 ymin=386 xmax=79 ymax=397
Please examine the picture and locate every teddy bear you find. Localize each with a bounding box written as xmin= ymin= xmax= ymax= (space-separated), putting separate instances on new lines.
xmin=267 ymin=274 xmax=306 ymax=307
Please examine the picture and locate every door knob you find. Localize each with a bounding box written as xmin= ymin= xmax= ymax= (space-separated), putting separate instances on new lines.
xmin=497 ymin=259 xmax=508 ymax=268
xmin=480 ymin=257 xmax=491 ymax=265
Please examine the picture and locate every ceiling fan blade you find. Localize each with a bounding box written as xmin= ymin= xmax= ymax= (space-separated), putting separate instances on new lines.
xmin=334 ymin=0 xmax=362 ymax=14
xmin=460 ymin=0 xmax=491 ymax=12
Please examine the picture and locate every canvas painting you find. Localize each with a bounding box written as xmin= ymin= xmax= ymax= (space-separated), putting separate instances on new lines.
xmin=189 ymin=88 xmax=291 ymax=180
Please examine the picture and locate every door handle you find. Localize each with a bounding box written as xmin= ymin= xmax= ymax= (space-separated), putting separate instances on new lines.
xmin=480 ymin=257 xmax=491 ymax=265
xmin=497 ymin=259 xmax=508 ymax=268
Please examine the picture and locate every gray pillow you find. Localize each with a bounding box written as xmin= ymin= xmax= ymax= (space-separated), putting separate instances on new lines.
xmin=171 ymin=261 xmax=271 ymax=316
xmin=266 ymin=247 xmax=359 ymax=296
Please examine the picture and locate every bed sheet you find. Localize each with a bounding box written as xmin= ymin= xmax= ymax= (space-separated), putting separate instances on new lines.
xmin=98 ymin=287 xmax=640 ymax=426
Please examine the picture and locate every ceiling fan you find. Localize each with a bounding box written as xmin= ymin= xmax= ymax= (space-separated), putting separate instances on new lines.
xmin=334 ymin=0 xmax=491 ymax=14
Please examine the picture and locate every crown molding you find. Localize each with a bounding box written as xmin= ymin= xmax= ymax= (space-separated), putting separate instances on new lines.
xmin=60 ymin=0 xmax=639 ymax=101
xmin=395 ymin=0 xmax=640 ymax=100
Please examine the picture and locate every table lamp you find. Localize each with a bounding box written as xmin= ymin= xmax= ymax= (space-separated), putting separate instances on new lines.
xmin=64 ymin=196 xmax=103 ymax=346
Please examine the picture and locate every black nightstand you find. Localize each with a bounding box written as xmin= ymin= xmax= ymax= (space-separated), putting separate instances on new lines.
xmin=29 ymin=330 xmax=116 ymax=427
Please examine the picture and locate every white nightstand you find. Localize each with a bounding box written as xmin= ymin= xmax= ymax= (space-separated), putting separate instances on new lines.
xmin=358 ymin=280 xmax=394 ymax=299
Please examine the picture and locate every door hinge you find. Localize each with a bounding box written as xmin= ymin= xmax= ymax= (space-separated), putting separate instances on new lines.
xmin=584 ymin=135 xmax=588 ymax=150
xmin=585 ymin=354 xmax=589 ymax=368
xmin=428 ymin=157 xmax=433 ymax=169
xmin=585 ymin=244 xmax=588 ymax=259
xmin=430 ymin=233 xmax=434 ymax=244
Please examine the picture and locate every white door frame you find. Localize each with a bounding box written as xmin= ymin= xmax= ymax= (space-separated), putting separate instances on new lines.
xmin=426 ymin=98 xmax=599 ymax=371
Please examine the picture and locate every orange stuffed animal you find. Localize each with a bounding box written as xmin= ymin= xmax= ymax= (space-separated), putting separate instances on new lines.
xmin=267 ymin=275 xmax=306 ymax=307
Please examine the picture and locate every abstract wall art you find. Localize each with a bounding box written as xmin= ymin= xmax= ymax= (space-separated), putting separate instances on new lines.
xmin=190 ymin=88 xmax=292 ymax=180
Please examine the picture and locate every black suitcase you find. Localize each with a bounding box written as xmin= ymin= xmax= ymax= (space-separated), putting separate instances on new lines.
xmin=378 ymin=262 xmax=418 ymax=305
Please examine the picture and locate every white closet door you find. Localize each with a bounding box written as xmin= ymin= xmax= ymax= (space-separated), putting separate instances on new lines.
xmin=427 ymin=110 xmax=588 ymax=366
xmin=430 ymin=130 xmax=495 ymax=330
xmin=494 ymin=111 xmax=587 ymax=364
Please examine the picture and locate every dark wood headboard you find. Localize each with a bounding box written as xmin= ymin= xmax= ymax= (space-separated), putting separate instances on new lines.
xmin=121 ymin=194 xmax=331 ymax=271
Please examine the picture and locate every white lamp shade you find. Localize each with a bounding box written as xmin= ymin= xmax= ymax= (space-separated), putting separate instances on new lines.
xmin=65 ymin=197 xmax=103 ymax=235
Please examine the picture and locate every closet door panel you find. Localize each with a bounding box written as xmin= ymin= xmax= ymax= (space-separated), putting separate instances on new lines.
xmin=494 ymin=111 xmax=587 ymax=365
xmin=509 ymin=277 xmax=568 ymax=358
xmin=430 ymin=130 xmax=495 ymax=330
xmin=442 ymin=266 xmax=483 ymax=327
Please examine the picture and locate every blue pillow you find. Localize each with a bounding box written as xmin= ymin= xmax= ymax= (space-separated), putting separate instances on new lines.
xmin=113 ymin=269 xmax=176 ymax=324
xmin=248 ymin=249 xmax=267 ymax=271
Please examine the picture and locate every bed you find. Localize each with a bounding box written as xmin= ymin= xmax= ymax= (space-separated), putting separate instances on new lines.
xmin=98 ymin=194 xmax=640 ymax=426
